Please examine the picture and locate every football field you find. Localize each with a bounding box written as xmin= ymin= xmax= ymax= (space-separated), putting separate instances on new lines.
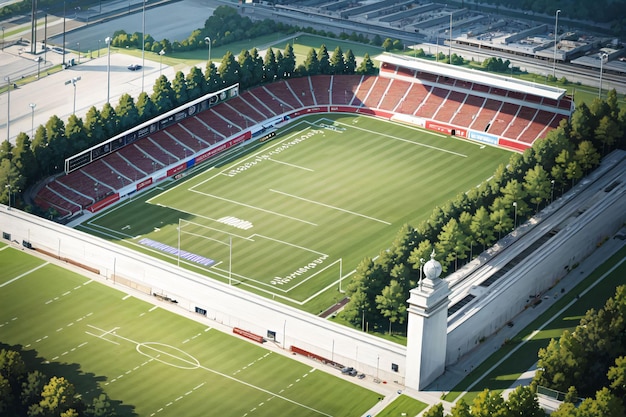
xmin=79 ymin=114 xmax=511 ymax=312
xmin=0 ymin=243 xmax=381 ymax=417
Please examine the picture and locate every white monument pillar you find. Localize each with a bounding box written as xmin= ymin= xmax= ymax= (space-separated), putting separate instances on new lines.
xmin=405 ymin=250 xmax=450 ymax=390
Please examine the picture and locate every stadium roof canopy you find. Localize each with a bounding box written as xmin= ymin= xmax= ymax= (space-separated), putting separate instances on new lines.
xmin=378 ymin=53 xmax=567 ymax=101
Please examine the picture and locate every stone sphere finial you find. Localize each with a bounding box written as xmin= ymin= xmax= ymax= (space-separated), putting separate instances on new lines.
xmin=423 ymin=249 xmax=442 ymax=279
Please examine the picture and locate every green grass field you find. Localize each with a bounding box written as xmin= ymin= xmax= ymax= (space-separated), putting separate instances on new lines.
xmin=78 ymin=114 xmax=511 ymax=314
xmin=376 ymin=395 xmax=428 ymax=417
xmin=0 ymin=244 xmax=381 ymax=417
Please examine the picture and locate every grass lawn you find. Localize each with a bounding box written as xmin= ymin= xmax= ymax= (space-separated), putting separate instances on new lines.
xmin=444 ymin=244 xmax=626 ymax=403
xmin=114 ymin=33 xmax=384 ymax=70
xmin=0 ymin=245 xmax=381 ymax=417
xmin=376 ymin=394 xmax=429 ymax=417
xmin=78 ymin=114 xmax=511 ymax=315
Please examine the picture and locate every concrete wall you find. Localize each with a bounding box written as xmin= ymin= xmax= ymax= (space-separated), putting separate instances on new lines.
xmin=0 ymin=207 xmax=407 ymax=383
xmin=445 ymin=175 xmax=626 ymax=364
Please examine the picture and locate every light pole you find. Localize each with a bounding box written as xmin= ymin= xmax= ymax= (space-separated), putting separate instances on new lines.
xmin=553 ymin=9 xmax=561 ymax=78
xmin=204 ymin=36 xmax=211 ymax=63
xmin=35 ymin=56 xmax=43 ymax=79
xmin=105 ymin=36 xmax=112 ymax=103
xmin=5 ymin=76 xmax=10 ymax=143
xmin=599 ymin=52 xmax=608 ymax=99
xmin=141 ymin=0 xmax=146 ymax=92
xmin=29 ymin=103 xmax=36 ymax=137
xmin=5 ymin=184 xmax=11 ymax=209
xmin=159 ymin=49 xmax=165 ymax=76
xmin=1 ymin=26 xmax=4 ymax=50
xmin=77 ymin=41 xmax=80 ymax=63
xmin=419 ymin=257 xmax=425 ymax=290
xmin=449 ymin=12 xmax=453 ymax=63
xmin=64 ymin=76 xmax=81 ymax=115
xmin=512 ymin=201 xmax=518 ymax=229
xmin=550 ymin=180 xmax=555 ymax=203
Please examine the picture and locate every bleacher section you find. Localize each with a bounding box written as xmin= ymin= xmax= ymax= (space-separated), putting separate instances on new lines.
xmin=37 ymin=67 xmax=572 ymax=216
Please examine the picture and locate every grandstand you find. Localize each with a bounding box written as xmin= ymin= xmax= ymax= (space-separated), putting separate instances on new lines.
xmin=35 ymin=54 xmax=573 ymax=217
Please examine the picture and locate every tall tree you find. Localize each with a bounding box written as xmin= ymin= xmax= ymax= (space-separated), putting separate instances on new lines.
xmin=524 ymin=164 xmax=551 ymax=212
xmin=205 ymin=61 xmax=221 ymax=93
xmin=436 ymin=218 xmax=468 ymax=272
xmin=303 ymin=48 xmax=320 ymax=76
xmin=20 ymin=371 xmax=47 ymax=413
xmin=136 ymin=92 xmax=157 ymax=122
xmin=100 ymin=102 xmax=119 ymax=139
xmin=345 ymin=49 xmax=357 ymax=74
xmin=12 ymin=133 xmax=37 ymax=187
xmin=283 ymin=43 xmax=296 ymax=78
xmin=36 ymin=376 xmax=77 ymax=417
xmin=471 ymin=206 xmax=495 ymax=252
xmin=171 ymin=71 xmax=189 ymax=106
xmin=115 ymin=93 xmax=140 ymax=132
xmin=186 ymin=66 xmax=206 ymax=100
xmin=318 ymin=45 xmax=330 ymax=75
xmin=375 ymin=280 xmax=407 ymax=334
xmin=595 ymin=115 xmax=621 ymax=154
xmin=574 ymin=140 xmax=601 ymax=174
xmin=422 ymin=403 xmax=444 ymax=417
xmin=263 ymin=48 xmax=277 ymax=82
xmin=507 ymin=385 xmax=545 ymax=417
xmin=65 ymin=114 xmax=87 ymax=155
xmin=218 ymin=51 xmax=241 ymax=88
xmin=237 ymin=49 xmax=254 ymax=90
xmin=250 ymin=48 xmax=264 ymax=86
xmin=470 ymin=389 xmax=509 ymax=417
xmin=45 ymin=115 xmax=67 ymax=169
xmin=356 ymin=53 xmax=376 ymax=75
xmin=83 ymin=106 xmax=105 ymax=146
xmin=151 ymin=75 xmax=176 ymax=113
xmin=329 ymin=46 xmax=345 ymax=74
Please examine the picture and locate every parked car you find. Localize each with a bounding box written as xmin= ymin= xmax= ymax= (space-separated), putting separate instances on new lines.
xmin=341 ymin=366 xmax=354 ymax=374
xmin=127 ymin=64 xmax=142 ymax=71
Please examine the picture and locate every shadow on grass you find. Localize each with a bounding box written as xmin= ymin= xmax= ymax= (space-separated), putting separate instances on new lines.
xmin=0 ymin=342 xmax=136 ymax=417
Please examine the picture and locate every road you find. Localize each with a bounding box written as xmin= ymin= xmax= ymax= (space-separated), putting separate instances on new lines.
xmin=0 ymin=0 xmax=221 ymax=144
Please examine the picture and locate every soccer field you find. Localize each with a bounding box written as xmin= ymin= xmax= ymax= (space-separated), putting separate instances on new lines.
xmin=79 ymin=114 xmax=511 ymax=313
xmin=0 ymin=244 xmax=381 ymax=417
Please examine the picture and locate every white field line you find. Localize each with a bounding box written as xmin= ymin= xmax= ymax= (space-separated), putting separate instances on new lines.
xmin=268 ymin=158 xmax=314 ymax=171
xmin=254 ymin=234 xmax=327 ymax=256
xmin=85 ymin=326 xmax=332 ymax=416
xmin=190 ymin=189 xmax=318 ymax=226
xmin=1 ymin=262 xmax=49 ymax=288
xmin=190 ymin=121 xmax=314 ymax=192
xmin=269 ymin=189 xmax=391 ymax=225
xmin=326 ymin=118 xmax=468 ymax=157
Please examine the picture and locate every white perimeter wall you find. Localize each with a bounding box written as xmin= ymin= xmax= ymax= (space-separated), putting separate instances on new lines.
xmin=445 ymin=185 xmax=626 ymax=364
xmin=0 ymin=207 xmax=407 ymax=382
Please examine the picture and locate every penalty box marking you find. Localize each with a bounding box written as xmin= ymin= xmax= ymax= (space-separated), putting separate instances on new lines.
xmin=320 ymin=117 xmax=468 ymax=158
xmin=269 ymin=189 xmax=391 ymax=225
xmin=84 ymin=325 xmax=332 ymax=416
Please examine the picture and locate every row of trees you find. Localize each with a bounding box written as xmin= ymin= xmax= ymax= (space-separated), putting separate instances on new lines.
xmin=109 ymin=5 xmax=405 ymax=56
xmin=339 ymin=90 xmax=625 ymax=335
xmin=0 ymin=41 xmax=377 ymax=215
xmin=423 ymin=386 xmax=544 ymax=417
xmin=534 ymin=285 xmax=626 ymax=412
xmin=0 ymin=347 xmax=116 ymax=417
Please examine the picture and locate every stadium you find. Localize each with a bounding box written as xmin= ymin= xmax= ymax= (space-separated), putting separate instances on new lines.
xmin=34 ymin=54 xmax=573 ymax=216
xmin=8 ymin=52 xmax=624 ymax=396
